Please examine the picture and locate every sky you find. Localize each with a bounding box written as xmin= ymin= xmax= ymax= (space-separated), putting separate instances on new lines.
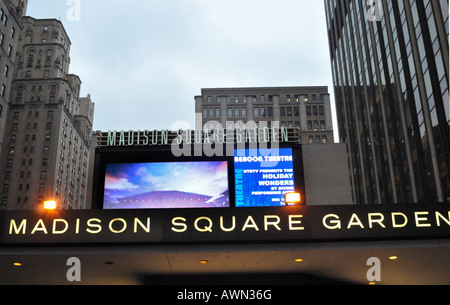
xmin=27 ymin=0 xmax=337 ymax=140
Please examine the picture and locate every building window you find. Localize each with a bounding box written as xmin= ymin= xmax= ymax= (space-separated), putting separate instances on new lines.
xmin=1 ymin=84 xmax=5 ymax=97
xmin=227 ymin=108 xmax=233 ymax=118
xmin=241 ymin=107 xmax=247 ymax=118
xmin=306 ymin=106 xmax=311 ymax=116
xmin=235 ymin=96 xmax=239 ymax=103
xmin=260 ymin=95 xmax=265 ymax=103
xmin=209 ymin=108 xmax=214 ymax=118
xmin=260 ymin=107 xmax=266 ymax=117
xmin=40 ymin=171 xmax=47 ymax=179
xmin=320 ymin=121 xmax=326 ymax=130
xmin=44 ymin=70 xmax=49 ymax=77
xmin=203 ymin=108 xmax=208 ymax=118
xmin=319 ymin=106 xmax=324 ymax=115
xmin=254 ymin=107 xmax=259 ymax=118
xmin=215 ymin=108 xmax=220 ymax=118
xmin=207 ymin=96 xmax=212 ymax=103
xmin=287 ymin=107 xmax=292 ymax=116
xmin=280 ymin=107 xmax=286 ymax=117
xmin=4 ymin=65 xmax=9 ymax=77
xmin=0 ymin=33 xmax=4 ymax=47
xmin=234 ymin=107 xmax=240 ymax=118
xmin=313 ymin=106 xmax=318 ymax=115
xmin=314 ymin=121 xmax=319 ymax=130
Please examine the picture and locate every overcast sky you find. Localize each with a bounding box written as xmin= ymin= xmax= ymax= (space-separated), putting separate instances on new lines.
xmin=28 ymin=0 xmax=337 ymax=139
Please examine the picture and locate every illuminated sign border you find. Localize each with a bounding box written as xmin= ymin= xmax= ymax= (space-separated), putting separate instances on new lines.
xmin=1 ymin=204 xmax=449 ymax=246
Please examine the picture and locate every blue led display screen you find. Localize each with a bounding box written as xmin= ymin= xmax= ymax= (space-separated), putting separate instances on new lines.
xmin=234 ymin=148 xmax=295 ymax=207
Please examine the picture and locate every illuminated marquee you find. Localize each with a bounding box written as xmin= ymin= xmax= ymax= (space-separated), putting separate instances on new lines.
xmin=1 ymin=205 xmax=449 ymax=245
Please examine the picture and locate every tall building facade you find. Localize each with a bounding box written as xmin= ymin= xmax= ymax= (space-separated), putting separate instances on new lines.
xmin=0 ymin=0 xmax=26 ymax=157
xmin=324 ymin=0 xmax=449 ymax=204
xmin=195 ymin=86 xmax=334 ymax=145
xmin=0 ymin=16 xmax=94 ymax=210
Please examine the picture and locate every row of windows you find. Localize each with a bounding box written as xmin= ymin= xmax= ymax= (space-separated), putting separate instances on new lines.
xmin=23 ymin=69 xmax=51 ymax=78
xmin=302 ymin=135 xmax=329 ymax=145
xmin=16 ymin=84 xmax=58 ymax=103
xmin=203 ymin=106 xmax=326 ymax=119
xmin=205 ymin=94 xmax=325 ymax=104
xmin=13 ymin=110 xmax=55 ymax=120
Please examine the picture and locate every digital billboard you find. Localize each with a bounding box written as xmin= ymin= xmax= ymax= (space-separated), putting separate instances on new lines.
xmin=103 ymin=161 xmax=229 ymax=209
xmin=94 ymin=143 xmax=304 ymax=209
xmin=234 ymin=148 xmax=296 ymax=207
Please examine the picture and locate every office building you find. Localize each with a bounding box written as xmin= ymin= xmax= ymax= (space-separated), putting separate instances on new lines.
xmin=324 ymin=0 xmax=449 ymax=204
xmin=0 ymin=16 xmax=94 ymax=210
xmin=195 ymin=86 xmax=334 ymax=145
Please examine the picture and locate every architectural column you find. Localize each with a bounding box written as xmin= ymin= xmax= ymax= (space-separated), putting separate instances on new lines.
xmin=220 ymin=96 xmax=227 ymax=127
xmin=194 ymin=96 xmax=203 ymax=130
xmin=323 ymin=94 xmax=333 ymax=130
xmin=246 ymin=95 xmax=254 ymax=122
xmin=299 ymin=95 xmax=307 ymax=131
xmin=273 ymin=95 xmax=280 ymax=123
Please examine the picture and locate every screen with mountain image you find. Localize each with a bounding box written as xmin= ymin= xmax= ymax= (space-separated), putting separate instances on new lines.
xmin=103 ymin=161 xmax=229 ymax=209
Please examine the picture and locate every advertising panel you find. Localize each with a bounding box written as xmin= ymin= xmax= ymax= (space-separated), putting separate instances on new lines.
xmin=93 ymin=144 xmax=304 ymax=209
xmin=103 ymin=161 xmax=229 ymax=209
xmin=234 ymin=148 xmax=295 ymax=207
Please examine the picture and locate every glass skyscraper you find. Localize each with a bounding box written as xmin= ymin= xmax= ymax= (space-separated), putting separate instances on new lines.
xmin=324 ymin=0 xmax=449 ymax=204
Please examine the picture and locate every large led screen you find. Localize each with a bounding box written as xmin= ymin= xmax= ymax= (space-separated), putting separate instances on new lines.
xmin=103 ymin=161 xmax=229 ymax=209
xmin=234 ymin=148 xmax=295 ymax=207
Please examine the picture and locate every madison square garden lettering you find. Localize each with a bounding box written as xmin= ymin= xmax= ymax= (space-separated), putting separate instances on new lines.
xmin=1 ymin=205 xmax=449 ymax=245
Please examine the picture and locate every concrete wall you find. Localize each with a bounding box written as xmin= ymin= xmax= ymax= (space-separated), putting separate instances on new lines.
xmin=302 ymin=144 xmax=353 ymax=205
